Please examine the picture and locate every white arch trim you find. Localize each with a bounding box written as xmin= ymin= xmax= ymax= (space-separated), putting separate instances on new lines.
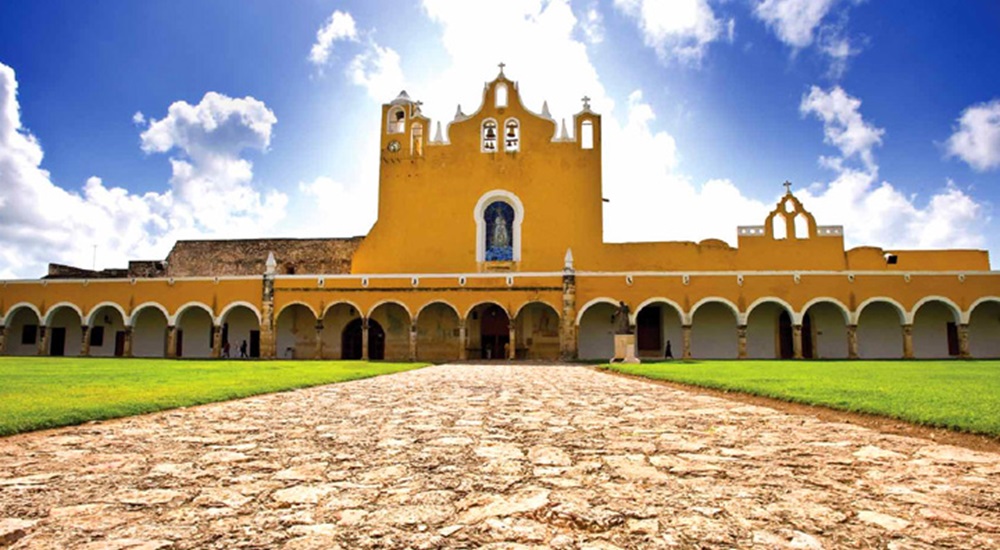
xmin=2 ymin=302 xmax=42 ymax=325
xmin=799 ymin=297 xmax=850 ymax=325
xmin=474 ymin=189 xmax=525 ymax=262
xmin=130 ymin=302 xmax=170 ymax=326
xmin=43 ymin=302 xmax=84 ymax=325
xmin=513 ymin=300 xmax=560 ymax=320
xmin=852 ymin=297 xmax=907 ymax=325
xmin=217 ymin=301 xmax=262 ymax=325
xmin=86 ymin=301 xmax=128 ymax=327
xmin=321 ymin=300 xmax=363 ymax=319
xmin=575 ymin=297 xmax=619 ymax=327
xmin=689 ymin=297 xmax=740 ymax=325
xmin=170 ymin=301 xmax=214 ymax=325
xmin=367 ymin=300 xmax=413 ymax=321
xmin=964 ymin=296 xmax=1000 ymax=324
xmin=276 ymin=301 xmax=318 ymax=321
xmin=415 ymin=300 xmax=461 ymax=323
xmin=630 ymin=297 xmax=684 ymax=325
xmin=465 ymin=301 xmax=511 ymax=321
xmin=744 ymin=297 xmax=796 ymax=324
xmin=910 ymin=296 xmax=961 ymax=325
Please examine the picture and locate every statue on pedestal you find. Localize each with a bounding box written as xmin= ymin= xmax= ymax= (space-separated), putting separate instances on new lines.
xmin=611 ymin=301 xmax=632 ymax=335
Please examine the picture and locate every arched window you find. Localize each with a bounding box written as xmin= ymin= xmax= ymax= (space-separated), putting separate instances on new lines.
xmin=504 ymin=119 xmax=520 ymax=152
xmin=482 ymin=119 xmax=498 ymax=152
xmin=580 ymin=120 xmax=594 ymax=149
xmin=773 ymin=215 xmax=787 ymax=240
xmin=411 ymin=123 xmax=423 ymax=157
xmin=495 ymin=83 xmax=508 ymax=108
xmin=387 ymin=107 xmax=405 ymax=134
xmin=484 ymin=201 xmax=515 ymax=261
xmin=794 ymin=214 xmax=809 ymax=239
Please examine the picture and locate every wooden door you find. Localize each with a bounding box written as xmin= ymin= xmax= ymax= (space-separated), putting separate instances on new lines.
xmin=637 ymin=306 xmax=661 ymax=352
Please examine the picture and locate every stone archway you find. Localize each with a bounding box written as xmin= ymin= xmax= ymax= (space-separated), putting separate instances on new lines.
xmin=467 ymin=303 xmax=509 ymax=360
xmin=342 ymin=318 xmax=385 ymax=360
xmin=968 ymin=300 xmax=1000 ymax=358
xmin=3 ymin=306 xmax=42 ymax=356
xmin=46 ymin=305 xmax=83 ymax=357
xmin=368 ymin=302 xmax=410 ymax=361
xmin=634 ymin=301 xmax=683 ymax=359
xmin=514 ymin=302 xmax=560 ymax=360
xmin=219 ymin=305 xmax=261 ymax=358
xmin=745 ymin=301 xmax=793 ymax=359
xmin=801 ymin=301 xmax=849 ymax=359
xmin=912 ymin=300 xmax=960 ymax=359
xmin=132 ymin=306 xmax=168 ymax=358
xmin=577 ymin=300 xmax=617 ymax=361
xmin=276 ymin=304 xmax=318 ymax=360
xmin=175 ymin=305 xmax=213 ymax=358
xmin=856 ymin=301 xmax=904 ymax=359
xmin=415 ymin=302 xmax=461 ymax=362
xmin=322 ymin=303 xmax=361 ymax=359
xmin=87 ymin=304 xmax=127 ymax=357
xmin=691 ymin=302 xmax=738 ymax=359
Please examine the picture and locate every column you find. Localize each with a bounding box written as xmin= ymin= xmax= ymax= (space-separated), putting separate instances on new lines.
xmin=81 ymin=325 xmax=91 ymax=356
xmin=0 ymin=326 xmax=5 ymax=355
xmin=958 ymin=323 xmax=971 ymax=359
xmin=902 ymin=324 xmax=914 ymax=359
xmin=314 ymin=321 xmax=324 ymax=359
xmin=409 ymin=323 xmax=418 ymax=362
xmin=681 ymin=324 xmax=692 ymax=359
xmin=458 ymin=320 xmax=468 ymax=361
xmin=38 ymin=326 xmax=48 ymax=356
xmin=123 ymin=326 xmax=133 ymax=357
xmin=792 ymin=323 xmax=803 ymax=359
xmin=736 ymin=324 xmax=748 ymax=359
xmin=361 ymin=318 xmax=369 ymax=361
xmin=211 ymin=324 xmax=222 ymax=358
xmin=846 ymin=324 xmax=859 ymax=359
xmin=508 ymin=324 xmax=516 ymax=360
xmin=166 ymin=325 xmax=177 ymax=358
xmin=559 ymin=267 xmax=578 ymax=361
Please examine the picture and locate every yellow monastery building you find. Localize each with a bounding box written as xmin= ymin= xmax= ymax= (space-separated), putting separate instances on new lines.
xmin=2 ymin=68 xmax=999 ymax=362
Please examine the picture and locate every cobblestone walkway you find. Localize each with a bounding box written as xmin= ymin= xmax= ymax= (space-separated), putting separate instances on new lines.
xmin=1 ymin=364 xmax=998 ymax=549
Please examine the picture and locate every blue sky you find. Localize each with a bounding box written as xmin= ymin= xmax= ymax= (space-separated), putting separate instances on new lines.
xmin=1 ymin=0 xmax=999 ymax=278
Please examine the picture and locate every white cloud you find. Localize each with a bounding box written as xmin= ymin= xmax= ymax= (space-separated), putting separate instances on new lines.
xmin=795 ymin=85 xmax=989 ymax=252
xmin=0 ymin=62 xmax=287 ymax=278
xmin=800 ymin=85 xmax=883 ymax=169
xmin=946 ymin=99 xmax=1000 ymax=172
xmin=753 ymin=0 xmax=861 ymax=78
xmin=580 ymin=4 xmax=605 ymax=44
xmin=309 ymin=10 xmax=358 ymax=66
xmin=613 ymin=0 xmax=726 ymax=64
xmin=132 ymin=111 xmax=145 ymax=125
xmin=754 ymin=0 xmax=837 ymax=48
xmin=347 ymin=43 xmax=406 ymax=102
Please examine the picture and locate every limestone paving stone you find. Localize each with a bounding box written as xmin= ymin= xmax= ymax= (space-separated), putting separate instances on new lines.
xmin=1 ymin=364 xmax=999 ymax=548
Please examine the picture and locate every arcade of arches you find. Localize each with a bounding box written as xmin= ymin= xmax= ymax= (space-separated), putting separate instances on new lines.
xmin=3 ymin=294 xmax=999 ymax=361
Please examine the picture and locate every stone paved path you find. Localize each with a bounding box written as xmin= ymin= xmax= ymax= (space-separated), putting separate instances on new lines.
xmin=1 ymin=364 xmax=999 ymax=549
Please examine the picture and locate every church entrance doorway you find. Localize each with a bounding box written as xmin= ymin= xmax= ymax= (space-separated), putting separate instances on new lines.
xmin=49 ymin=327 xmax=66 ymax=356
xmin=636 ymin=306 xmax=661 ymax=355
xmin=778 ymin=310 xmax=794 ymax=359
xmin=474 ymin=304 xmax=509 ymax=360
xmin=341 ymin=318 xmax=385 ymax=360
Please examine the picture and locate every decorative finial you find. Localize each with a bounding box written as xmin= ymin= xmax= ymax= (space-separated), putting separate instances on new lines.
xmin=582 ymin=96 xmax=591 ymax=110
xmin=783 ymin=180 xmax=792 ymax=194
xmin=498 ymin=62 xmax=506 ymax=75
xmin=454 ymin=104 xmax=465 ymax=121
xmin=559 ymin=118 xmax=569 ymax=140
xmin=265 ymin=251 xmax=277 ymax=275
xmin=541 ymin=100 xmax=551 ymax=119
xmin=564 ymin=248 xmax=574 ymax=272
xmin=433 ymin=121 xmax=443 ymax=143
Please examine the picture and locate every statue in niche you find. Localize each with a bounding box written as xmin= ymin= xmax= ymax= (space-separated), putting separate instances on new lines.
xmin=485 ymin=201 xmax=514 ymax=261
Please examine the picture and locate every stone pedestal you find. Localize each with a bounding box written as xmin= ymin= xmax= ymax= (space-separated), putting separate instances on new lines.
xmin=612 ymin=334 xmax=640 ymax=364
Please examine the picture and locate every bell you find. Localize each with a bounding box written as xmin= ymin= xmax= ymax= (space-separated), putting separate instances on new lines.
xmin=507 ymin=126 xmax=516 ymax=138
xmin=486 ymin=127 xmax=496 ymax=139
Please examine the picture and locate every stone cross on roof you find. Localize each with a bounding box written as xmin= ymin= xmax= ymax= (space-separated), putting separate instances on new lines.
xmin=783 ymin=180 xmax=792 ymax=194
xmin=582 ymin=96 xmax=591 ymax=110
xmin=498 ymin=62 xmax=506 ymax=74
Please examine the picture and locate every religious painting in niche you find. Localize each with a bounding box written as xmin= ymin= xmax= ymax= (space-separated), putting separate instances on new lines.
xmin=482 ymin=120 xmax=498 ymax=151
xmin=485 ymin=201 xmax=514 ymax=261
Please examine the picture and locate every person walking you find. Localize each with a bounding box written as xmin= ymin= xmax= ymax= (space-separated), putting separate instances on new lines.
xmin=240 ymin=339 xmax=248 ymax=359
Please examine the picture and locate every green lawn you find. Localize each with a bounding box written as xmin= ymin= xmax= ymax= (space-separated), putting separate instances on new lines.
xmin=0 ymin=357 xmax=426 ymax=436
xmin=604 ymin=360 xmax=1000 ymax=437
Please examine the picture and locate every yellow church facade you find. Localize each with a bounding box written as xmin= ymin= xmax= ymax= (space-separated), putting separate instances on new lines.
xmin=2 ymin=68 xmax=999 ymax=362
